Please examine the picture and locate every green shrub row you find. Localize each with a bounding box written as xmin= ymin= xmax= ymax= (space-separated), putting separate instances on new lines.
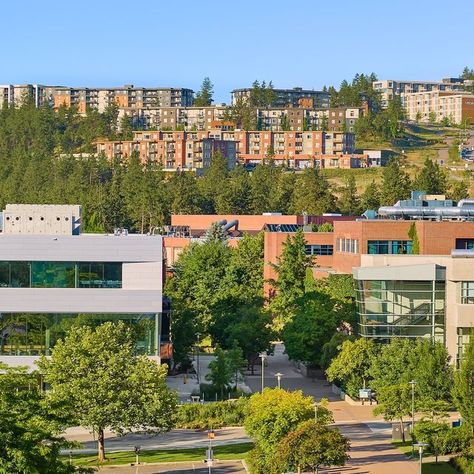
xmin=450 ymin=455 xmax=474 ymax=474
xmin=175 ymin=398 xmax=248 ymax=430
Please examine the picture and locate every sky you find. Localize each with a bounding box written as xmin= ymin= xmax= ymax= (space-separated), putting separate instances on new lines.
xmin=1 ymin=0 xmax=473 ymax=103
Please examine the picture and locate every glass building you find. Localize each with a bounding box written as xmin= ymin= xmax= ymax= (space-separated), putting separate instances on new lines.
xmin=354 ymin=263 xmax=446 ymax=343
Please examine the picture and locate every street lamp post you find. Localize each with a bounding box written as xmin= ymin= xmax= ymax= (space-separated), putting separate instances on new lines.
xmin=413 ymin=442 xmax=428 ymax=474
xmin=409 ymin=380 xmax=416 ymax=456
xmin=275 ymin=372 xmax=283 ymax=389
xmin=259 ymin=353 xmax=267 ymax=392
xmin=196 ymin=332 xmax=201 ymax=386
xmin=314 ymin=401 xmax=319 ymax=425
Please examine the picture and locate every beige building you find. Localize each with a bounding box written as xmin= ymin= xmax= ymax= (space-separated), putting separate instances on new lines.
xmin=403 ymin=91 xmax=474 ymax=124
xmin=372 ymin=78 xmax=468 ymax=108
xmin=354 ymin=252 xmax=474 ymax=365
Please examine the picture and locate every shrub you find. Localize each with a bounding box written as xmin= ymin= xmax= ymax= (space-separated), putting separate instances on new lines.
xmin=450 ymin=455 xmax=474 ymax=474
xmin=195 ymin=382 xmax=247 ymax=402
xmin=175 ymin=398 xmax=248 ymax=430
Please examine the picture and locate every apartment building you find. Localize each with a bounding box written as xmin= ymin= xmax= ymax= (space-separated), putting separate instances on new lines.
xmin=0 ymin=84 xmax=194 ymax=111
xmin=95 ymin=130 xmax=356 ymax=170
xmin=0 ymin=204 xmax=170 ymax=368
xmin=231 ymin=87 xmax=329 ymax=108
xmin=403 ymin=91 xmax=474 ymax=124
xmin=372 ymin=78 xmax=467 ymax=108
xmin=96 ymin=131 xmax=236 ymax=171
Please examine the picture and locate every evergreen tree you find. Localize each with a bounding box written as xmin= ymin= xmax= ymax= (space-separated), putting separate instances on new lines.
xmin=413 ymin=157 xmax=448 ymax=194
xmin=361 ymin=181 xmax=381 ymax=211
xmin=338 ymin=175 xmax=361 ymax=215
xmin=380 ymin=156 xmax=411 ymax=205
xmin=194 ymin=77 xmax=214 ymax=106
xmin=290 ymin=168 xmax=336 ymax=215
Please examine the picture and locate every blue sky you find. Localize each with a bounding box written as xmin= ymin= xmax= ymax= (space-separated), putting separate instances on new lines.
xmin=2 ymin=0 xmax=473 ymax=103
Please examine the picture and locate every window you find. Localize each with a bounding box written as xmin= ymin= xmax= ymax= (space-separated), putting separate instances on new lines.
xmin=0 ymin=261 xmax=122 ymax=289
xmin=367 ymin=240 xmax=413 ymax=255
xmin=336 ymin=238 xmax=359 ymax=253
xmin=305 ymin=244 xmax=333 ymax=256
xmin=456 ymin=239 xmax=474 ymax=250
xmin=460 ymin=282 xmax=474 ymax=304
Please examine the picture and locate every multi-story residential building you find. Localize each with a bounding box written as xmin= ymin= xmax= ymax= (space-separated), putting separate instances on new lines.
xmin=372 ymin=78 xmax=467 ymax=108
xmin=119 ymin=105 xmax=364 ymax=133
xmin=403 ymin=91 xmax=474 ymax=124
xmin=95 ymin=130 xmax=357 ymax=170
xmin=0 ymin=204 xmax=170 ymax=369
xmin=96 ymin=131 xmax=236 ymax=171
xmin=231 ymin=87 xmax=329 ymax=108
xmin=0 ymin=84 xmax=194 ymax=111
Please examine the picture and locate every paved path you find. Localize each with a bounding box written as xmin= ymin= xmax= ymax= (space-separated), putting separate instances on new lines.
xmin=247 ymin=344 xmax=419 ymax=474
xmin=66 ymin=427 xmax=249 ymax=454
xmin=95 ymin=461 xmax=246 ymax=473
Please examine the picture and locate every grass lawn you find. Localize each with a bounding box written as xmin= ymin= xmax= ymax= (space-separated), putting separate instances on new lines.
xmin=392 ymin=442 xmax=459 ymax=474
xmin=423 ymin=462 xmax=459 ymax=474
xmin=68 ymin=442 xmax=254 ymax=467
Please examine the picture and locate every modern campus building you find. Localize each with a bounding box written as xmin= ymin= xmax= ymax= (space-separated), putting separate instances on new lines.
xmin=95 ymin=130 xmax=363 ymax=170
xmin=163 ymin=192 xmax=474 ymax=362
xmin=0 ymin=84 xmax=194 ymax=111
xmin=372 ymin=78 xmax=469 ymax=108
xmin=231 ymin=87 xmax=330 ymax=108
xmin=0 ymin=204 xmax=170 ymax=368
xmin=403 ymin=91 xmax=474 ymax=124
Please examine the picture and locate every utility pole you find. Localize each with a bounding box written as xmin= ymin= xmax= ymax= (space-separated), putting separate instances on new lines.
xmin=259 ymin=353 xmax=267 ymax=392
xmin=196 ymin=332 xmax=201 ymax=385
xmin=409 ymin=380 xmax=416 ymax=457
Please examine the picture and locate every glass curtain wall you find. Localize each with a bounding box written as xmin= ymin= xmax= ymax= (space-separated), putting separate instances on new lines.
xmin=356 ymin=280 xmax=445 ymax=342
xmin=0 ymin=262 xmax=122 ymax=288
xmin=0 ymin=313 xmax=156 ymax=356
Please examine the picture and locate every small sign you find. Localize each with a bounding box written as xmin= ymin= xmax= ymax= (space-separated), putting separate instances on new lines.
xmin=359 ymin=388 xmax=372 ymax=399
xmin=208 ymin=430 xmax=215 ymax=440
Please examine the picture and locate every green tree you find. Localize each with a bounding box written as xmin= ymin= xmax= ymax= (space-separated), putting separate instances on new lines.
xmin=320 ymin=332 xmax=355 ymax=370
xmin=413 ymin=157 xmax=448 ymax=194
xmin=338 ymin=175 xmax=362 ymax=215
xmin=380 ymin=156 xmax=411 ymax=205
xmin=205 ymin=347 xmax=233 ymax=398
xmin=0 ymin=363 xmax=81 ymax=474
xmin=408 ymin=222 xmax=420 ymax=254
xmin=429 ymin=111 xmax=437 ymax=124
xmin=361 ymin=180 xmax=381 ymax=210
xmin=415 ymin=111 xmax=422 ymax=123
xmin=227 ymin=340 xmax=248 ymax=389
xmin=374 ymin=383 xmax=413 ymax=442
xmin=448 ymin=179 xmax=469 ymax=201
xmin=326 ymin=338 xmax=377 ymax=398
xmin=275 ymin=420 xmax=350 ymax=474
xmin=38 ymin=322 xmax=177 ymax=462
xmin=453 ymin=338 xmax=474 ymax=433
xmin=244 ymin=388 xmax=316 ymax=473
xmin=269 ymin=230 xmax=315 ymax=328
xmin=198 ymin=150 xmax=229 ymax=213
xmin=215 ymin=165 xmax=252 ymax=214
xmin=283 ymin=291 xmax=341 ymax=365
xmin=290 ymin=167 xmax=337 ymax=215
xmin=194 ymin=77 xmax=214 ymax=106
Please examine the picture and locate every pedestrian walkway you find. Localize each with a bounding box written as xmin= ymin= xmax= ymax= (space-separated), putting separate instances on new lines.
xmin=246 ymin=344 xmax=419 ymax=474
xmin=95 ymin=460 xmax=246 ymax=473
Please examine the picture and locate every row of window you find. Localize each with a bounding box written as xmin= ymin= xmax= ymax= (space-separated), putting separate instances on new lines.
xmin=336 ymin=238 xmax=359 ymax=254
xmin=305 ymin=244 xmax=333 ymax=256
xmin=367 ymin=240 xmax=413 ymax=255
xmin=0 ymin=262 xmax=122 ymax=289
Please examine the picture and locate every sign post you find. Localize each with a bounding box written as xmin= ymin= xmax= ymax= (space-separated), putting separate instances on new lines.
xmin=205 ymin=430 xmax=215 ymax=473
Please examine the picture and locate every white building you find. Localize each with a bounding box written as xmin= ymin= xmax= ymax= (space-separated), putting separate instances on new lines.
xmin=0 ymin=205 xmax=169 ymax=368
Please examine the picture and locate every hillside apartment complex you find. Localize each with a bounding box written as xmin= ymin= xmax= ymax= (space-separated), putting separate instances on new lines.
xmin=0 ymin=205 xmax=171 ymax=368
xmin=403 ymin=91 xmax=474 ymax=124
xmin=0 ymin=84 xmax=194 ymax=111
xmin=95 ymin=130 xmax=370 ymax=170
xmin=125 ymin=105 xmax=364 ymax=133
xmin=231 ymin=87 xmax=329 ymax=108
xmin=164 ymin=193 xmax=474 ymax=363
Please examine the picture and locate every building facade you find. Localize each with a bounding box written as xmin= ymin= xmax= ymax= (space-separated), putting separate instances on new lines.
xmin=403 ymin=91 xmax=474 ymax=124
xmin=0 ymin=84 xmax=194 ymax=111
xmin=0 ymin=205 xmax=169 ymax=368
xmin=231 ymin=87 xmax=329 ymax=108
xmin=372 ymin=79 xmax=468 ymax=108
xmin=96 ymin=130 xmax=358 ymax=170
